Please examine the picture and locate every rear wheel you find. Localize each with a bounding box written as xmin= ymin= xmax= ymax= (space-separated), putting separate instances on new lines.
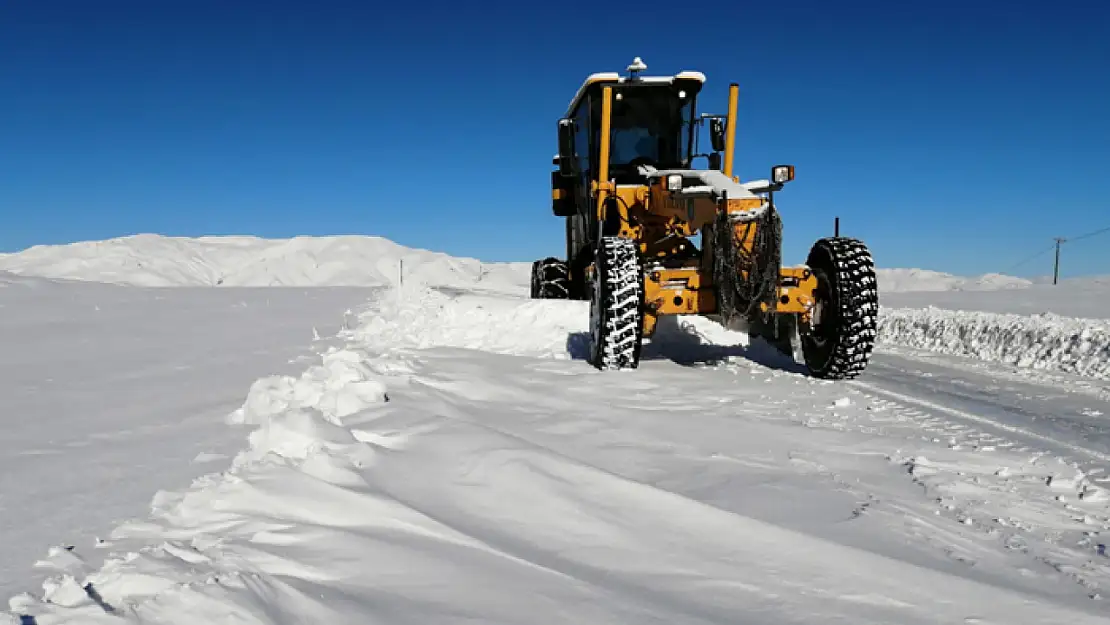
xmin=530 ymin=257 xmax=570 ymax=299
xmin=800 ymin=237 xmax=878 ymax=379
xmin=589 ymin=237 xmax=644 ymax=370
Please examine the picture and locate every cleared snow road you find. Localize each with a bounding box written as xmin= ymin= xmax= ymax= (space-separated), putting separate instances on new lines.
xmin=0 ymin=277 xmax=377 ymax=601
xmin=856 ymin=348 xmax=1110 ymax=473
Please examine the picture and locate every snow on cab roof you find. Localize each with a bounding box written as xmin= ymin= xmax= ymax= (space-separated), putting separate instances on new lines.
xmin=565 ymin=70 xmax=707 ymax=117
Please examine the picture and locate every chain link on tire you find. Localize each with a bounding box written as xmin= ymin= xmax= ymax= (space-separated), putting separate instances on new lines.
xmin=589 ymin=237 xmax=644 ymax=370
xmin=800 ymin=237 xmax=878 ymax=379
xmin=530 ymin=257 xmax=570 ymax=299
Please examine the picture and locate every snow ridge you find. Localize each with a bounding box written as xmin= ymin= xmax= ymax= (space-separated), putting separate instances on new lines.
xmin=878 ymin=307 xmax=1110 ymax=380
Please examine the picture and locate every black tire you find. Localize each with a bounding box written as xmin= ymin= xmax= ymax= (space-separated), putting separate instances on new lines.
xmin=589 ymin=237 xmax=644 ymax=370
xmin=530 ymin=257 xmax=570 ymax=299
xmin=800 ymin=237 xmax=878 ymax=379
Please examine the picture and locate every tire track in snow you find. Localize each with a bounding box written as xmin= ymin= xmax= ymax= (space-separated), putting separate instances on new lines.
xmin=851 ymin=354 xmax=1110 ymax=472
xmin=844 ymin=352 xmax=1110 ymax=597
xmin=851 ymin=381 xmax=1110 ymax=467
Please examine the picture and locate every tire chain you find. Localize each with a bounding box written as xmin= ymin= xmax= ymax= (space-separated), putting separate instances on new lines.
xmin=594 ymin=237 xmax=643 ymax=370
xmin=812 ymin=237 xmax=879 ymax=379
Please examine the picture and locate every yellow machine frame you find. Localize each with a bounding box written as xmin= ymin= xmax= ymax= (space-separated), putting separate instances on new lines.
xmin=581 ymin=83 xmax=817 ymax=337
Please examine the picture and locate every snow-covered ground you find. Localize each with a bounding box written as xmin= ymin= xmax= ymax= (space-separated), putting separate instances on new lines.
xmin=0 ymin=274 xmax=376 ymax=601
xmin=3 ymin=234 xmax=1110 ymax=623
xmin=882 ymin=276 xmax=1110 ymax=320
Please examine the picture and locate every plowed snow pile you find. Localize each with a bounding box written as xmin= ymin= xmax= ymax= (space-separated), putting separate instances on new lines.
xmin=9 ymin=283 xmax=1110 ymax=625
xmin=877 ymin=308 xmax=1110 ymax=380
xmin=877 ymin=276 xmax=1110 ymax=379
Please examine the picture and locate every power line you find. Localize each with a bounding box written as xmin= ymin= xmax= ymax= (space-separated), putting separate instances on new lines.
xmin=1000 ymin=224 xmax=1110 ymax=278
xmin=1067 ymin=224 xmax=1110 ymax=244
xmin=1002 ymin=243 xmax=1056 ymax=273
xmin=1037 ymin=224 xmax=1110 ymax=284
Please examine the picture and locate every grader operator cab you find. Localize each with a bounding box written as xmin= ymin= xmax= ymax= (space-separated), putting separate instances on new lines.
xmin=531 ymin=57 xmax=879 ymax=379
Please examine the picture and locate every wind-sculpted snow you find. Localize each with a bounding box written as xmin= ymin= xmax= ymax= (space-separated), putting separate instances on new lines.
xmin=9 ymin=285 xmax=1110 ymax=624
xmin=878 ymin=307 xmax=1110 ymax=380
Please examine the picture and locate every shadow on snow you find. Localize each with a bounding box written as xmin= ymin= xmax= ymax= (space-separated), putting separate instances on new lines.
xmin=566 ymin=315 xmax=808 ymax=374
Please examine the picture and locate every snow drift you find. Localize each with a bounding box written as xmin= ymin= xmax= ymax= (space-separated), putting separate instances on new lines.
xmin=877 ymin=307 xmax=1110 ymax=380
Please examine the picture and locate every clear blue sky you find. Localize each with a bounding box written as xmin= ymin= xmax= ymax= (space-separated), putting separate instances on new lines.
xmin=2 ymin=0 xmax=1108 ymax=278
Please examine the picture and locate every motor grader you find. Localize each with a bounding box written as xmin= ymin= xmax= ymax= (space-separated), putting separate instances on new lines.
xmin=531 ymin=57 xmax=878 ymax=379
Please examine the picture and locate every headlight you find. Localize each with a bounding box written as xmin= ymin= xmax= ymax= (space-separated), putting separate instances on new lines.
xmin=666 ymin=174 xmax=683 ymax=191
xmin=772 ymin=165 xmax=794 ymax=184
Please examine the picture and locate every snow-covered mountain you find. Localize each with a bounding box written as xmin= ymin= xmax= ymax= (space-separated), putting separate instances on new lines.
xmin=0 ymin=234 xmax=528 ymax=291
xmin=0 ymin=233 xmax=1034 ymax=294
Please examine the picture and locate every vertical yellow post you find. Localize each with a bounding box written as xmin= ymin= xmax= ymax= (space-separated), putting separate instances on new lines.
xmin=723 ymin=83 xmax=738 ymax=178
xmin=596 ymin=85 xmax=614 ymax=220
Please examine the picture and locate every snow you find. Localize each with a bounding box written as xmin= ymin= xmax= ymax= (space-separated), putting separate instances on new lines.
xmin=877 ymin=275 xmax=1110 ymax=379
xmin=5 ymin=234 xmax=1110 ymax=623
xmin=0 ymin=275 xmax=375 ymax=601
xmin=877 ymin=308 xmax=1110 ymax=379
xmin=882 ymin=275 xmax=1110 ymax=319
xmin=0 ymin=234 xmax=527 ymax=291
xmin=876 ymin=268 xmax=1033 ymax=292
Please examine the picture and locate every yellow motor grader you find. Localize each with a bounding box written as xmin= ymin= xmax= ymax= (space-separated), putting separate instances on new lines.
xmin=531 ymin=57 xmax=878 ymax=379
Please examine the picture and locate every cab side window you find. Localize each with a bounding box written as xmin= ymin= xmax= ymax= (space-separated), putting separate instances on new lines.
xmin=573 ymin=102 xmax=590 ymax=174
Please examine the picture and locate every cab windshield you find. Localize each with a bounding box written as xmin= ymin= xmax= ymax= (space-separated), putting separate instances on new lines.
xmin=602 ymin=86 xmax=695 ymax=181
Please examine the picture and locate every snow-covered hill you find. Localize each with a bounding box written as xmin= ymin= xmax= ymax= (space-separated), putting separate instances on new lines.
xmin=0 ymin=233 xmax=1037 ymax=294
xmin=875 ymin=267 xmax=1032 ymax=292
xmin=0 ymin=234 xmax=528 ymax=292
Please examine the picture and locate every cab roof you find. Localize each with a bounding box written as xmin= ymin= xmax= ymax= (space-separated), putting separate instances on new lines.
xmin=564 ymin=70 xmax=707 ymax=118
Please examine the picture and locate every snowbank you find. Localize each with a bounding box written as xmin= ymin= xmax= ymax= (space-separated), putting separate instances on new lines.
xmin=0 ymin=234 xmax=528 ymax=292
xmin=878 ymin=307 xmax=1110 ymax=379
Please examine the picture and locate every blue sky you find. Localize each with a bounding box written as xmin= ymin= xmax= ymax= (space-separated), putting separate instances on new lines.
xmin=2 ymin=1 xmax=1108 ymax=278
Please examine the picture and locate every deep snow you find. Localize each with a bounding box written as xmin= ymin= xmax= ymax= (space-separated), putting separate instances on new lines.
xmin=3 ymin=284 xmax=1109 ymax=624
xmin=0 ymin=274 xmax=376 ymax=600
xmin=4 ymin=234 xmax=1110 ymax=623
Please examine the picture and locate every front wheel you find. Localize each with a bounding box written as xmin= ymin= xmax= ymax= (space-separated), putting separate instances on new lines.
xmin=589 ymin=237 xmax=644 ymax=370
xmin=800 ymin=237 xmax=878 ymax=379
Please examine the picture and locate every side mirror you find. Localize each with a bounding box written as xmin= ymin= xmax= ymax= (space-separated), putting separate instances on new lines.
xmin=710 ymin=118 xmax=726 ymax=153
xmin=708 ymin=152 xmax=722 ymax=171
xmin=557 ymin=118 xmax=576 ymax=177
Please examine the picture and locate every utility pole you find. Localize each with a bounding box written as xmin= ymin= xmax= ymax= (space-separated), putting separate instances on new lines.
xmin=1053 ymin=237 xmax=1066 ymax=285
xmin=834 ymin=216 xmax=840 ymax=237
